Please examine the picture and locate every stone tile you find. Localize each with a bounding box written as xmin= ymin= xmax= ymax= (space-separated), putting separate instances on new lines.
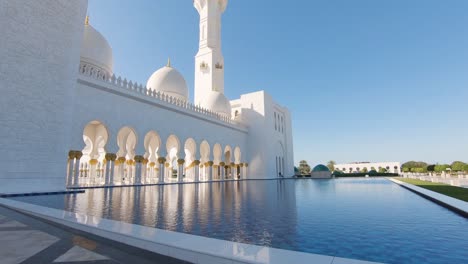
xmin=53 ymin=245 xmax=110 ymax=262
xmin=0 ymin=220 xmax=27 ymax=228
xmin=0 ymin=230 xmax=59 ymax=264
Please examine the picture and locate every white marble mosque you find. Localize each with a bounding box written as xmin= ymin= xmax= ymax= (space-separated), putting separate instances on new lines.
xmin=0 ymin=0 xmax=294 ymax=193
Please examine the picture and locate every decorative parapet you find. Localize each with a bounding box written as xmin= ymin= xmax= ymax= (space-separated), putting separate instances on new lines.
xmin=78 ymin=67 xmax=243 ymax=127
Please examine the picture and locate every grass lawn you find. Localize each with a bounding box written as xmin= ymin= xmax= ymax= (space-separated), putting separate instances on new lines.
xmin=395 ymin=178 xmax=468 ymax=202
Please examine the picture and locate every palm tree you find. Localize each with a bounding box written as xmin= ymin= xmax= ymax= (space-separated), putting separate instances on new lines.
xmin=327 ymin=160 xmax=336 ymax=172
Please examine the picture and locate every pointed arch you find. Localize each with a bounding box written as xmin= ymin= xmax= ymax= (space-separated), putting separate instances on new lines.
xmin=213 ymin=143 xmax=222 ymax=164
xmin=199 ymin=140 xmax=211 ymax=163
xmin=82 ymin=120 xmax=109 ymax=162
xmin=144 ymin=131 xmax=161 ymax=162
xmin=117 ymin=126 xmax=137 ymax=160
xmin=234 ymin=146 xmax=241 ymax=164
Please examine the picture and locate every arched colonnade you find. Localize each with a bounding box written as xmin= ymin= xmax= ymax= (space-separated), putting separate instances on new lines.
xmin=66 ymin=121 xmax=248 ymax=187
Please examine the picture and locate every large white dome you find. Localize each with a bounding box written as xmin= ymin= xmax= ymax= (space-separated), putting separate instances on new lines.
xmin=146 ymin=64 xmax=189 ymax=101
xmin=80 ymin=20 xmax=113 ymax=78
xmin=201 ymin=91 xmax=232 ymax=117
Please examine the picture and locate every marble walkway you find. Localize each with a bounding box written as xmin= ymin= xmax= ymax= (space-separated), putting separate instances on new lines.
xmin=0 ymin=205 xmax=189 ymax=264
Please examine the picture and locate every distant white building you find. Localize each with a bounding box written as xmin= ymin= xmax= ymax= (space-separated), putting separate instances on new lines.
xmin=0 ymin=0 xmax=294 ymax=193
xmin=335 ymin=162 xmax=401 ymax=174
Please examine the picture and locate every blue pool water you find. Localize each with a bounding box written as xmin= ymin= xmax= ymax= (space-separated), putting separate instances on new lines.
xmin=12 ymin=178 xmax=468 ymax=263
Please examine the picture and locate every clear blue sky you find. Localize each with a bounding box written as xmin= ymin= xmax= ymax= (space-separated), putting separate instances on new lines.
xmin=88 ymin=0 xmax=468 ymax=166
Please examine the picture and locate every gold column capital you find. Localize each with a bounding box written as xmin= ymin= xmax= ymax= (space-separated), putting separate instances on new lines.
xmin=68 ymin=150 xmax=76 ymax=159
xmin=89 ymin=159 xmax=98 ymax=165
xmin=75 ymin=151 xmax=83 ymax=159
xmin=105 ymin=153 xmax=117 ymax=161
xmin=219 ymin=162 xmax=225 ymax=166
xmin=177 ymin=159 xmax=185 ymax=165
xmin=207 ymin=161 xmax=214 ymax=166
xmin=193 ymin=160 xmax=201 ymax=165
xmin=134 ymin=155 xmax=144 ymax=163
xmin=158 ymin=157 xmax=166 ymax=164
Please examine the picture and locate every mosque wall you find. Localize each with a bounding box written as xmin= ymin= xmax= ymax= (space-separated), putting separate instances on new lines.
xmin=0 ymin=0 xmax=88 ymax=193
xmin=236 ymin=91 xmax=295 ymax=178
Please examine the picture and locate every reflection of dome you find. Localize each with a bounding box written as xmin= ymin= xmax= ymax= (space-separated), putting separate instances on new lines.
xmin=312 ymin=164 xmax=330 ymax=172
xmin=201 ymin=91 xmax=231 ymax=117
xmin=80 ymin=17 xmax=113 ymax=78
xmin=146 ymin=61 xmax=188 ymax=101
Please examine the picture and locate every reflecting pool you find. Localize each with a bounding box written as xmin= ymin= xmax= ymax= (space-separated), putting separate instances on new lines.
xmin=12 ymin=178 xmax=468 ymax=263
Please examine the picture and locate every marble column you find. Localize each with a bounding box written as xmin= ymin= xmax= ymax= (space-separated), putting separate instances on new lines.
xmin=193 ymin=160 xmax=201 ymax=182
xmin=89 ymin=159 xmax=98 ymax=186
xmin=105 ymin=153 xmax=116 ymax=186
xmin=73 ymin=151 xmax=83 ymax=187
xmin=207 ymin=161 xmax=214 ymax=181
xmin=158 ymin=157 xmax=166 ymax=184
xmin=177 ymin=159 xmax=185 ymax=183
xmin=149 ymin=162 xmax=156 ymax=183
xmin=230 ymin=163 xmax=235 ymax=179
xmin=142 ymin=159 xmax=149 ymax=184
xmin=118 ymin=157 xmax=126 ymax=184
xmin=134 ymin=155 xmax=144 ymax=185
xmin=66 ymin=151 xmax=76 ymax=187
xmin=219 ymin=162 xmax=225 ymax=180
xmin=239 ymin=163 xmax=244 ymax=179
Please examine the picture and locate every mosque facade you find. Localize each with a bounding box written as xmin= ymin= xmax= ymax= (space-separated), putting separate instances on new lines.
xmin=0 ymin=0 xmax=294 ymax=193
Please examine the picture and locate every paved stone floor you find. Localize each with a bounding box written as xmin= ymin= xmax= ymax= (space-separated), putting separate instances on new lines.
xmin=0 ymin=205 xmax=190 ymax=264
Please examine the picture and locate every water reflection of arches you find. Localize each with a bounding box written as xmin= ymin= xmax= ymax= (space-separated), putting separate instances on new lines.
xmin=67 ymin=121 xmax=247 ymax=187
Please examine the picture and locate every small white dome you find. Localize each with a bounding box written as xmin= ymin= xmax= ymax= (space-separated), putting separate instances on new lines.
xmin=146 ymin=64 xmax=189 ymax=101
xmin=80 ymin=21 xmax=113 ymax=77
xmin=201 ymin=91 xmax=232 ymax=117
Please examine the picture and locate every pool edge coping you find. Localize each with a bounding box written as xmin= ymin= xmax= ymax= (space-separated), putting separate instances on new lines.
xmin=388 ymin=178 xmax=468 ymax=218
xmin=0 ymin=197 xmax=381 ymax=264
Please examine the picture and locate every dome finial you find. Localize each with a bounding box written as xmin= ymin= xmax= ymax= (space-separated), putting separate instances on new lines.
xmin=85 ymin=15 xmax=90 ymax=26
xmin=167 ymin=57 xmax=171 ymax=68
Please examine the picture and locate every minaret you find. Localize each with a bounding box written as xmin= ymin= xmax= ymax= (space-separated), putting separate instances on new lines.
xmin=193 ymin=0 xmax=228 ymax=106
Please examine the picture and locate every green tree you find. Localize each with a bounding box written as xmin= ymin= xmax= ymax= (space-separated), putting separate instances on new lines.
xmin=463 ymin=164 xmax=468 ymax=172
xmin=402 ymin=161 xmax=428 ymax=172
xmin=434 ymin=164 xmax=450 ymax=173
xmin=327 ymin=160 xmax=336 ymax=172
xmin=298 ymin=160 xmax=311 ymax=175
xmin=451 ymin=161 xmax=467 ymax=172
xmin=379 ymin=167 xmax=387 ymax=173
xmin=362 ymin=167 xmax=368 ymax=173
xmin=426 ymin=164 xmax=436 ymax=172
